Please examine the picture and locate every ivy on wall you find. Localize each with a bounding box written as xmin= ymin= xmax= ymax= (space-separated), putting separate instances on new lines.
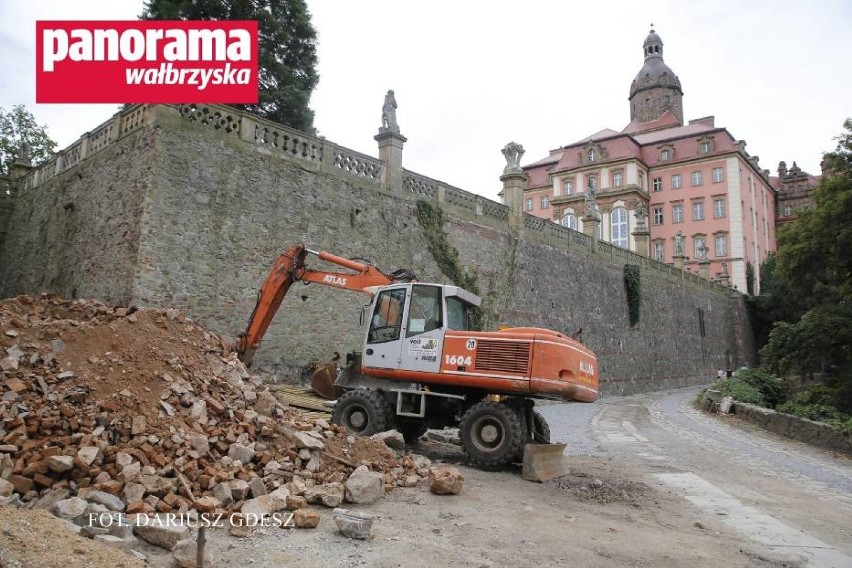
xmin=414 ymin=200 xmax=484 ymax=329
xmin=624 ymin=263 xmax=641 ymax=327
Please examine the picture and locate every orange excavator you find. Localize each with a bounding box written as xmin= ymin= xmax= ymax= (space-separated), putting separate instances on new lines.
xmin=236 ymin=244 xmax=598 ymax=471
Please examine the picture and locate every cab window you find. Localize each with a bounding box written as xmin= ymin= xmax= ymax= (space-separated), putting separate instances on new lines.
xmin=406 ymin=285 xmax=442 ymax=337
xmin=368 ymin=288 xmax=406 ymax=343
xmin=446 ymin=297 xmax=472 ymax=331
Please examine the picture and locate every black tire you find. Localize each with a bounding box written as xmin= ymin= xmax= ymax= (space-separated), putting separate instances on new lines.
xmin=397 ymin=420 xmax=428 ymax=444
xmin=459 ymin=401 xmax=527 ymax=469
xmin=532 ymin=410 xmax=551 ymax=444
xmin=332 ymin=389 xmax=393 ymax=436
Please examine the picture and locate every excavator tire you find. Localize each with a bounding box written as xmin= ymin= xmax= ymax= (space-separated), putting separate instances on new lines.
xmin=332 ymin=389 xmax=393 ymax=436
xmin=459 ymin=401 xmax=527 ymax=470
xmin=532 ymin=410 xmax=551 ymax=444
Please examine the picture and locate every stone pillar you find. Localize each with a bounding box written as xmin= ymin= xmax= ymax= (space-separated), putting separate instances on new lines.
xmin=582 ymin=215 xmax=600 ymax=253
xmin=698 ymin=258 xmax=710 ymax=280
xmin=673 ymin=254 xmax=685 ymax=271
xmin=500 ymin=142 xmax=526 ymax=229
xmin=632 ymin=226 xmax=650 ymax=257
xmin=717 ymin=262 xmax=730 ymax=287
xmin=375 ymin=89 xmax=406 ymax=192
xmin=374 ymin=130 xmax=406 ymax=192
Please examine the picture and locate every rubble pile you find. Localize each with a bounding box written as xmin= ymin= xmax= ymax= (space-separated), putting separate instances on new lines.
xmin=0 ymin=294 xmax=436 ymax=529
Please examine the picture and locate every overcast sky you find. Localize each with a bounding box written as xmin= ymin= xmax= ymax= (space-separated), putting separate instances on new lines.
xmin=2 ymin=0 xmax=850 ymax=201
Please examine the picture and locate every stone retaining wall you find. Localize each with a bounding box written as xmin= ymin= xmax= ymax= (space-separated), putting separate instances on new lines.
xmin=733 ymin=402 xmax=852 ymax=455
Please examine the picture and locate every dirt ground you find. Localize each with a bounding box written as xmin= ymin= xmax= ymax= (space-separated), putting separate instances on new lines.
xmin=0 ymin=296 xmax=809 ymax=567
xmin=139 ymin=449 xmax=800 ymax=568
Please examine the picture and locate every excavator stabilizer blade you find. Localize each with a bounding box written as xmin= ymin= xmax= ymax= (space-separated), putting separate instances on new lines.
xmin=521 ymin=443 xmax=568 ymax=482
xmin=310 ymin=364 xmax=343 ymax=400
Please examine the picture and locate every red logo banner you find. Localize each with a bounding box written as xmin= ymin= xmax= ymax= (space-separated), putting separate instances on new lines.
xmin=36 ymin=20 xmax=259 ymax=104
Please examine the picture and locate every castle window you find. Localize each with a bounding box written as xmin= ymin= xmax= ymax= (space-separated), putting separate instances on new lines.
xmin=699 ymin=140 xmax=713 ymax=154
xmin=652 ymin=177 xmax=662 ymax=192
xmin=660 ymin=149 xmax=671 ymax=161
xmin=561 ymin=213 xmax=578 ymax=230
xmin=613 ymin=170 xmax=623 ymax=187
xmin=693 ymin=200 xmax=705 ymax=221
xmin=654 ymin=240 xmax=665 ymax=262
xmin=524 ymin=198 xmax=533 ymax=212
xmin=783 ymin=204 xmax=793 ymax=216
xmin=611 ymin=207 xmax=628 ymax=248
xmin=587 ymin=175 xmax=597 ymax=191
xmin=714 ymin=198 xmax=726 ymax=218
xmin=653 ymin=207 xmax=664 ymax=225
xmin=712 ymin=167 xmax=724 ymax=183
xmin=672 ymin=204 xmax=683 ymax=223
xmin=694 ymin=235 xmax=707 ymax=259
xmin=715 ymin=234 xmax=728 ymax=256
xmin=563 ymin=178 xmax=574 ymax=194
xmin=588 ymin=148 xmax=596 ymax=162
xmin=671 ymin=174 xmax=682 ymax=189
xmin=691 ymin=171 xmax=703 ymax=186
xmin=540 ymin=196 xmax=549 ymax=209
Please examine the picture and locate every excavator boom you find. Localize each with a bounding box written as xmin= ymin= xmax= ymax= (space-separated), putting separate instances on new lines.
xmin=236 ymin=244 xmax=396 ymax=367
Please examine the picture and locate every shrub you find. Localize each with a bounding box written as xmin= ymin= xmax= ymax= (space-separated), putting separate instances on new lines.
xmin=775 ymin=385 xmax=852 ymax=433
xmin=735 ymin=368 xmax=788 ymax=408
xmin=712 ymin=378 xmax=765 ymax=405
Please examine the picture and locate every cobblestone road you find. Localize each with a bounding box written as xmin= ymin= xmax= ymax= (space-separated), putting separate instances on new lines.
xmin=538 ymin=387 xmax=852 ymax=567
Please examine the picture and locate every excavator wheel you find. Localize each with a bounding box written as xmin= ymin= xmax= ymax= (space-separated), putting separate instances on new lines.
xmin=459 ymin=401 xmax=527 ymax=470
xmin=332 ymin=389 xmax=393 ymax=437
xmin=532 ymin=410 xmax=551 ymax=444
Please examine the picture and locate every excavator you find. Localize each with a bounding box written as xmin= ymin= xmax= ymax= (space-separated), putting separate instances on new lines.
xmin=236 ymin=244 xmax=598 ymax=475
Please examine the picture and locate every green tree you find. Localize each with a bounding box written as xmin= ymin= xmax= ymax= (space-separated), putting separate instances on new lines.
xmin=759 ymin=119 xmax=852 ymax=408
xmin=141 ymin=0 xmax=319 ymax=133
xmin=0 ymin=105 xmax=57 ymax=176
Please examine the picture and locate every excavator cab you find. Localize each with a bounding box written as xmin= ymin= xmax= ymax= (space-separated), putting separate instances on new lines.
xmin=361 ymin=284 xmax=480 ymax=372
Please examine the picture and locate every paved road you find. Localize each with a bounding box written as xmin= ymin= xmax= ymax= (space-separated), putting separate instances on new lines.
xmin=538 ymin=387 xmax=852 ymax=568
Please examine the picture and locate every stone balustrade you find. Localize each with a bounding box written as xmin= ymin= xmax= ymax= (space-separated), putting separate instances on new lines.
xmin=10 ymin=102 xmax=730 ymax=294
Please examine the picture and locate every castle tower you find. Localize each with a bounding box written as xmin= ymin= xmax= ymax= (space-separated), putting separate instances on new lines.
xmin=629 ymin=27 xmax=684 ymax=125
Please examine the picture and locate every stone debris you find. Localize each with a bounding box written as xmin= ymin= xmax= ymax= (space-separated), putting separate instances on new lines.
xmin=134 ymin=522 xmax=190 ymax=551
xmin=294 ymin=507 xmax=320 ymax=528
xmin=173 ymin=537 xmax=207 ymax=568
xmin=0 ymin=294 xmax=442 ymax=554
xmin=344 ymin=465 xmax=385 ymax=504
xmin=429 ymin=467 xmax=465 ymax=495
xmin=332 ymin=507 xmax=375 ymax=539
xmin=372 ymin=429 xmax=405 ymax=451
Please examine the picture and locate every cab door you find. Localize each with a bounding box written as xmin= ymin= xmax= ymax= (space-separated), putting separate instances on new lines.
xmin=399 ymin=285 xmax=444 ymax=373
xmin=362 ymin=287 xmax=407 ymax=369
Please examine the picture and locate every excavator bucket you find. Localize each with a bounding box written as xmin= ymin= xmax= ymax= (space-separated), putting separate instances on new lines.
xmin=310 ymin=363 xmax=344 ymax=400
xmin=521 ymin=443 xmax=568 ymax=482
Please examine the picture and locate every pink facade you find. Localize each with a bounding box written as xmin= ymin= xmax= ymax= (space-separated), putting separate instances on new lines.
xmin=519 ymin=29 xmax=778 ymax=294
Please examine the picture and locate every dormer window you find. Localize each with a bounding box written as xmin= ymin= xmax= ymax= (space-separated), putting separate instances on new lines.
xmin=588 ymin=149 xmax=596 ymax=162
xmin=660 ymin=149 xmax=670 ymax=161
xmin=697 ymin=136 xmax=715 ymax=155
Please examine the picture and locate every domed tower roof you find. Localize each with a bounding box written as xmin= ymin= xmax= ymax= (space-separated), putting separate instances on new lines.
xmin=628 ymin=27 xmax=684 ymax=124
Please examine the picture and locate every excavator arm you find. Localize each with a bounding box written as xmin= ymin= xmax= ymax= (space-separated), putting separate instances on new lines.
xmin=236 ymin=244 xmax=398 ymax=367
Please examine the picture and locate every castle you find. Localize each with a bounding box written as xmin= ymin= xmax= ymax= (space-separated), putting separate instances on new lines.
xmin=521 ymin=28 xmax=783 ymax=294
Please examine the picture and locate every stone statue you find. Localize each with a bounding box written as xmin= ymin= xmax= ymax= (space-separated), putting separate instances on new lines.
xmin=634 ymin=201 xmax=648 ymax=228
xmin=697 ymin=241 xmax=709 ymax=261
xmin=501 ymin=142 xmax=524 ymax=173
xmin=381 ymin=90 xmax=399 ymax=133
xmin=18 ymin=140 xmax=32 ymax=165
xmin=673 ymin=231 xmax=684 ymax=256
xmin=584 ymin=185 xmax=600 ymax=220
